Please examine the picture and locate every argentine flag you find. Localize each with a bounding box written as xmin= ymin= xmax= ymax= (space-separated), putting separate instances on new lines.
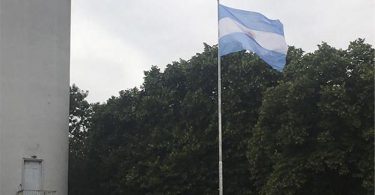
xmin=219 ymin=4 xmax=288 ymax=71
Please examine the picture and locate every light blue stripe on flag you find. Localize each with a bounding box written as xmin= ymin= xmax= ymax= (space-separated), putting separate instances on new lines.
xmin=219 ymin=4 xmax=288 ymax=71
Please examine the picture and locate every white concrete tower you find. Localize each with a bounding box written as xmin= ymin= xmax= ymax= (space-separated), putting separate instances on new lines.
xmin=0 ymin=0 xmax=70 ymax=195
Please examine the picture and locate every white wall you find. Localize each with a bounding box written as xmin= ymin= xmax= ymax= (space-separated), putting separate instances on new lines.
xmin=0 ymin=0 xmax=70 ymax=194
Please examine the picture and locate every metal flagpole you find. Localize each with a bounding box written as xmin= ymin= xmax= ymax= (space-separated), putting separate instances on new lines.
xmin=217 ymin=0 xmax=223 ymax=195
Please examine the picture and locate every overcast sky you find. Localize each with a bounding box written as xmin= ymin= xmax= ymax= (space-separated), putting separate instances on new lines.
xmin=71 ymin=0 xmax=375 ymax=103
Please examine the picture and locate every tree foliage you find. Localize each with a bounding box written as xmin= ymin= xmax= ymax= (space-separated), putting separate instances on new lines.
xmin=69 ymin=39 xmax=374 ymax=194
xmin=249 ymin=39 xmax=374 ymax=195
xmin=69 ymin=85 xmax=93 ymax=195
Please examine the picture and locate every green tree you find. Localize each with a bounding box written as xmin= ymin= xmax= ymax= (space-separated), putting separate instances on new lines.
xmin=69 ymin=84 xmax=93 ymax=195
xmin=70 ymin=39 xmax=374 ymax=195
xmin=248 ymin=39 xmax=374 ymax=195
xmin=84 ymin=44 xmax=280 ymax=194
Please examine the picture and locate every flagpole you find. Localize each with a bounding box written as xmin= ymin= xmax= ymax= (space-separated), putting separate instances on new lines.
xmin=217 ymin=0 xmax=223 ymax=195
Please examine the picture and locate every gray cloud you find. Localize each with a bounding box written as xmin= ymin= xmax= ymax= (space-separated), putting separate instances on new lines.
xmin=71 ymin=0 xmax=375 ymax=102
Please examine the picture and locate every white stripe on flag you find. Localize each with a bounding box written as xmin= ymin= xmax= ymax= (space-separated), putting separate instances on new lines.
xmin=219 ymin=17 xmax=288 ymax=54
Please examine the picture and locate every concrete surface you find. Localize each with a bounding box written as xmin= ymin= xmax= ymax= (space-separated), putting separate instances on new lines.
xmin=0 ymin=0 xmax=70 ymax=194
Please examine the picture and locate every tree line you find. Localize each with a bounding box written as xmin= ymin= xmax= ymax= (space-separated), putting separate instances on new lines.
xmin=68 ymin=39 xmax=374 ymax=195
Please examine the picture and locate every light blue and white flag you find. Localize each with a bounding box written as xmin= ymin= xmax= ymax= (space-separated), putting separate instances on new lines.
xmin=219 ymin=4 xmax=288 ymax=71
